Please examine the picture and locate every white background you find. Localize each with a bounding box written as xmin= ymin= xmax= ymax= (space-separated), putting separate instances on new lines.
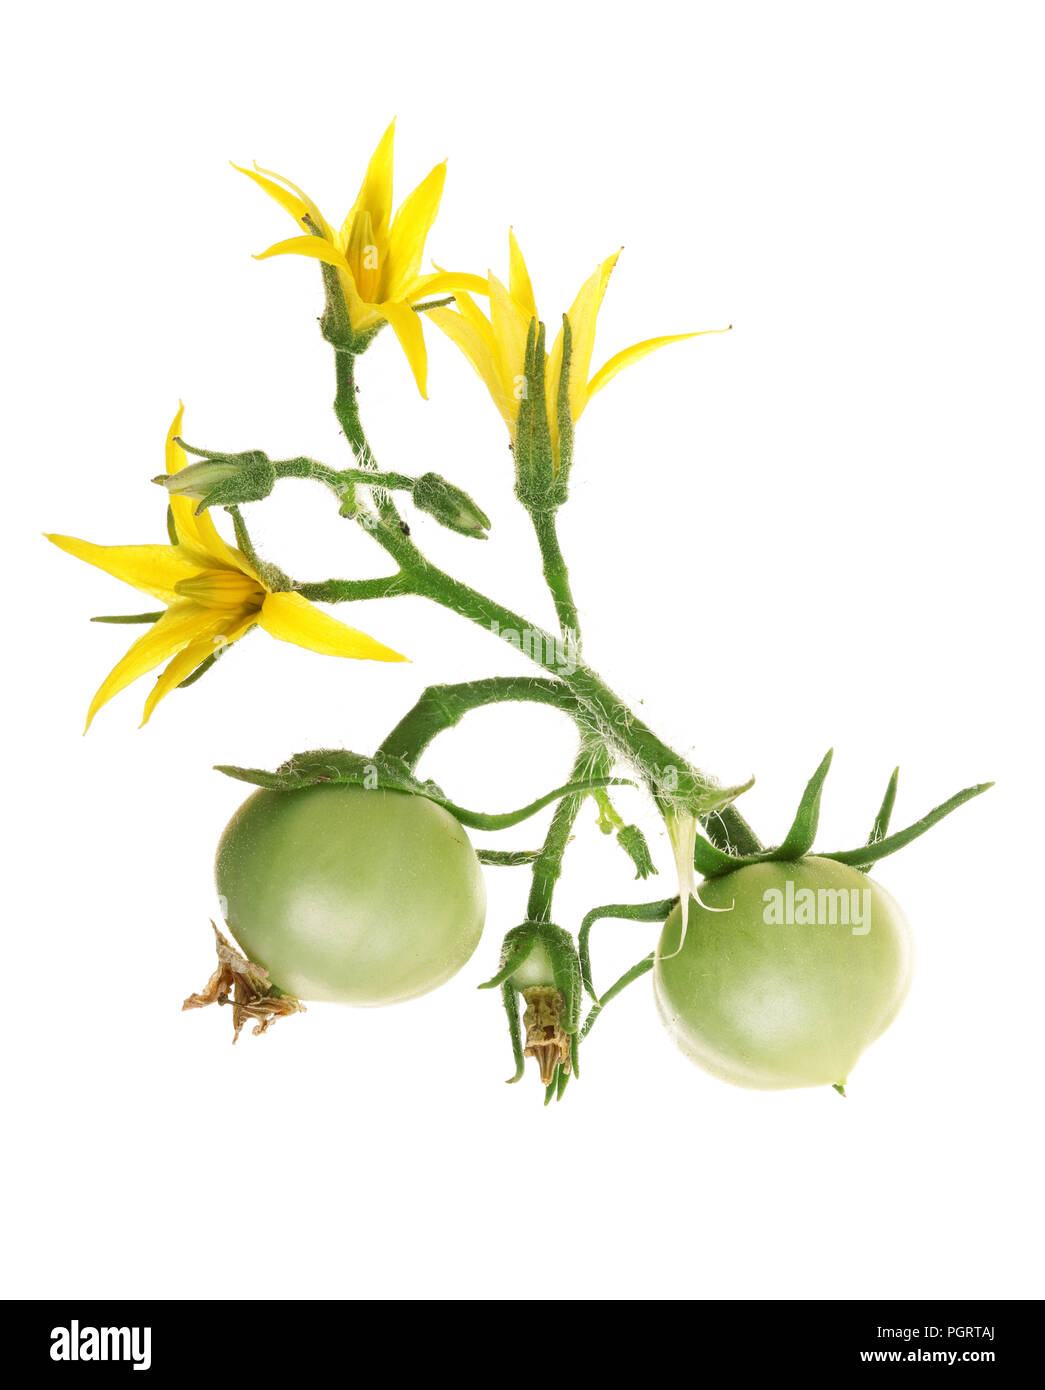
xmin=4 ymin=1 xmax=1043 ymax=1300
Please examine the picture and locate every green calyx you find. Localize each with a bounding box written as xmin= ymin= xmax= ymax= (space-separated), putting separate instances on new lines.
xmin=214 ymin=747 xmax=634 ymax=833
xmin=513 ymin=318 xmax=569 ymax=513
xmin=687 ymin=750 xmax=993 ymax=880
xmin=479 ymin=922 xmax=582 ymax=1099
xmin=155 ymin=443 xmax=276 ymax=512
xmin=315 ymin=255 xmax=379 ymax=354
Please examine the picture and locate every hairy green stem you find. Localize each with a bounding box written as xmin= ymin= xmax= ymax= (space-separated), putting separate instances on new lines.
xmin=333 ymin=351 xmax=405 ymax=528
xmin=530 ymin=507 xmax=580 ymax=642
xmin=289 ymin=354 xmax=763 ymax=866
xmin=378 ymin=676 xmax=580 ymax=767
xmin=364 ymin=516 xmax=760 ymax=854
xmin=296 ymin=575 xmax=413 ymax=603
xmin=275 ymin=457 xmax=415 ymax=494
xmin=526 ymin=741 xmax=613 ymax=922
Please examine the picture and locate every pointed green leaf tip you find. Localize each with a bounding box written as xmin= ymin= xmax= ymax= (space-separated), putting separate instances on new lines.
xmin=821 ymin=780 xmax=994 ymax=870
xmin=686 ymin=763 xmax=991 ymax=880
xmin=776 ymin=749 xmax=834 ymax=859
xmin=91 ymin=611 xmax=164 ymax=625
xmin=500 ymin=981 xmax=526 ymax=1085
xmin=868 ymin=767 xmax=900 ymax=848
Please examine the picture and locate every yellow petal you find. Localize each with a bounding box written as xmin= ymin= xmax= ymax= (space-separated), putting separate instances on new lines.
xmin=384 ymin=161 xmax=446 ymax=300
xmin=47 ymin=534 xmax=200 ymax=603
xmin=258 ymin=590 xmax=407 ymax=662
xmin=427 ymin=305 xmax=515 ymax=429
xmin=377 ymin=298 xmax=431 ymax=397
xmin=234 ymin=163 xmax=332 ymax=238
xmin=253 ymin=235 xmax=350 ymax=270
xmin=407 ymin=270 xmax=492 ymax=302
xmin=487 ymin=272 xmax=532 ymax=395
xmin=508 ymin=230 xmax=538 ymax=322
xmin=563 ymin=250 xmax=621 ymax=420
xmin=166 ymin=402 xmax=186 ymax=474
xmin=168 ymin=498 xmax=255 ymax=578
xmin=140 ymin=613 xmax=255 ymax=726
xmin=350 ymin=119 xmax=397 ymax=238
xmin=163 ymin=409 xmax=256 ymax=577
xmin=164 ymin=411 xmax=254 ymax=573
xmin=83 ymin=601 xmax=226 ymax=731
xmin=584 ymin=332 xmax=707 ymax=413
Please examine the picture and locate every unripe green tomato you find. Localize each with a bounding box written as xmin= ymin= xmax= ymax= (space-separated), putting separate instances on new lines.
xmin=215 ymin=784 xmax=486 ymax=1005
xmin=654 ymin=857 xmax=913 ymax=1089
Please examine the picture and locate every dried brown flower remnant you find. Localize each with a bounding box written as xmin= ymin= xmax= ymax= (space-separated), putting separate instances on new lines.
xmin=183 ymin=922 xmax=305 ymax=1042
xmin=521 ymin=985 xmax=571 ymax=1085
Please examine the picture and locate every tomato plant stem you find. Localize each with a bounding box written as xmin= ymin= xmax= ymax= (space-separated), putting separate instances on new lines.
xmin=529 ymin=505 xmax=581 ymax=643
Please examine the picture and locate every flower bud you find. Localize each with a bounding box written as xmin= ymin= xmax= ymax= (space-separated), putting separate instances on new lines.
xmin=154 ymin=448 xmax=276 ymax=513
xmin=411 ymin=473 xmax=491 ymax=538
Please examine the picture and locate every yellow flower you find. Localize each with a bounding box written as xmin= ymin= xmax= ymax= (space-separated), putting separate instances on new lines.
xmin=236 ymin=120 xmax=488 ymax=397
xmin=47 ymin=407 xmax=406 ymax=731
xmin=429 ymin=231 xmax=727 ymax=466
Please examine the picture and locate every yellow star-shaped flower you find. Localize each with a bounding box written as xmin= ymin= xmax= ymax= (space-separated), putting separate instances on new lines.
xmin=429 ymin=231 xmax=727 ymax=468
xmin=47 ymin=407 xmax=405 ymax=731
xmin=236 ymin=120 xmax=488 ymax=397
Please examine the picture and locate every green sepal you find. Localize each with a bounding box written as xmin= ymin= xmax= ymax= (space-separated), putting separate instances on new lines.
xmin=690 ymin=769 xmax=992 ymax=879
xmin=475 ymin=848 xmax=540 ymax=866
xmin=775 ymin=749 xmax=834 ymax=859
xmin=176 ymin=648 xmax=224 ymax=689
xmin=555 ymin=313 xmax=574 ymax=485
xmin=477 ymin=924 xmax=540 ymax=991
xmin=91 ymin=611 xmax=163 ymax=625
xmin=226 ymin=506 xmax=291 ymax=592
xmin=557 ymin=1057 xmax=572 ymax=1101
xmin=820 ymin=781 xmax=993 ymax=870
xmin=215 ymin=748 xmax=632 ymax=833
xmin=868 ymin=767 xmax=900 ymax=850
xmin=544 ymin=924 xmax=582 ymax=1036
xmin=156 ymin=445 xmax=276 ymax=512
xmin=317 ymin=256 xmax=379 ymax=354
xmin=579 ymin=898 xmax=677 ymax=1001
xmin=692 ymin=834 xmax=746 ymax=877
xmin=688 ymin=776 xmax=756 ymax=821
xmin=580 ymin=953 xmax=656 ymax=1042
xmin=481 ymin=922 xmax=581 ymax=1037
xmin=500 ymin=982 xmax=526 ymax=1084
xmin=215 ymin=748 xmax=419 ymax=793
xmin=513 ymin=317 xmax=564 ymax=511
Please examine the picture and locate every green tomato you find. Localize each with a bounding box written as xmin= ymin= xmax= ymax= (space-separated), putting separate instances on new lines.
xmin=215 ymin=783 xmax=486 ymax=1005
xmin=654 ymin=856 xmax=913 ymax=1089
